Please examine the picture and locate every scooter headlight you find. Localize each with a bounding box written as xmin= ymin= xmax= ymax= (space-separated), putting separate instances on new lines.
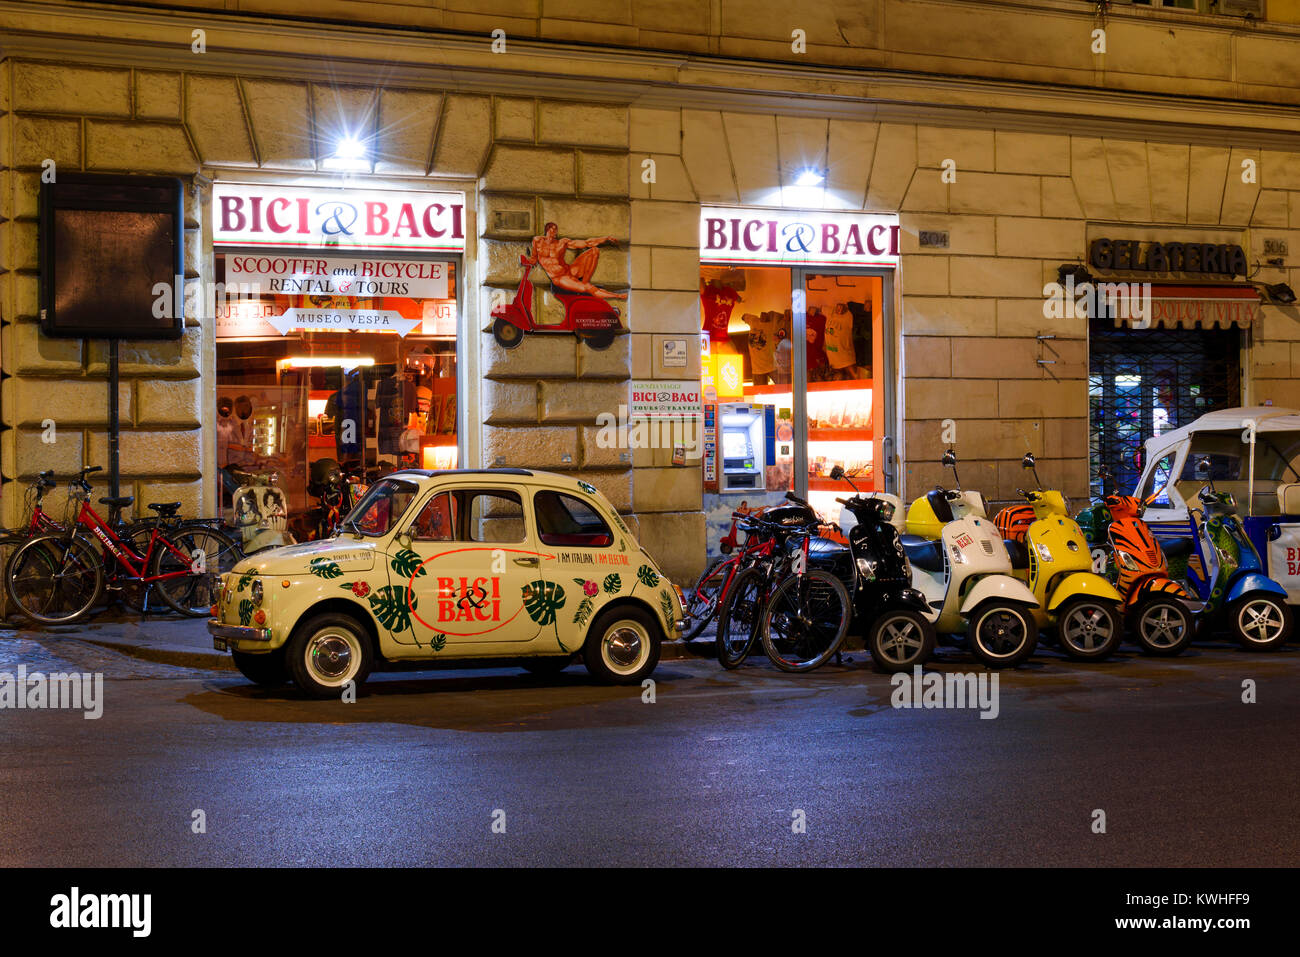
xmin=1035 ymin=542 xmax=1053 ymax=563
xmin=1115 ymin=549 xmax=1139 ymax=571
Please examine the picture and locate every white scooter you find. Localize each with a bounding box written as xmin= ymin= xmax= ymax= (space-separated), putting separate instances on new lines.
xmin=227 ymin=467 xmax=295 ymax=555
xmin=901 ymin=450 xmax=1041 ymax=667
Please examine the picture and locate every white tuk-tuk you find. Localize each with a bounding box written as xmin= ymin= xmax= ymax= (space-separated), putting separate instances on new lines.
xmin=1133 ymin=406 xmax=1300 ymax=605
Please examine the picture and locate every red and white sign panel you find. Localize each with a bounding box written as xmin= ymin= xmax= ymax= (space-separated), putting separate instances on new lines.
xmin=701 ymin=206 xmax=900 ymax=267
xmin=213 ymin=183 xmax=466 ymax=252
xmin=225 ymin=254 xmax=450 ymax=299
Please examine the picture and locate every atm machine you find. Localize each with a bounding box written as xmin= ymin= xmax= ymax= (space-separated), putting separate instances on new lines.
xmin=719 ymin=402 xmax=771 ymax=493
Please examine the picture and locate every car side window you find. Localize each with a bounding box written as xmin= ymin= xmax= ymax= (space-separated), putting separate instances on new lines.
xmin=411 ymin=489 xmax=524 ymax=543
xmin=411 ymin=491 xmax=459 ymax=541
xmin=534 ymin=490 xmax=613 ymax=548
xmin=465 ymin=491 xmax=526 ymax=543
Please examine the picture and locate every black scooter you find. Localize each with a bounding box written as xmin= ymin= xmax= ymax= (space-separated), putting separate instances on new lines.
xmin=810 ymin=465 xmax=936 ymax=672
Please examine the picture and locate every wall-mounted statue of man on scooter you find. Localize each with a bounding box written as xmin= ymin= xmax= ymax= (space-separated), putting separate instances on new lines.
xmin=529 ymin=222 xmax=626 ymax=301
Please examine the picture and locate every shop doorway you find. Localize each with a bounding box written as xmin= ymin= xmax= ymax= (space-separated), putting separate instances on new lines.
xmin=1088 ymin=316 xmax=1241 ymax=500
xmin=700 ymin=264 xmax=894 ymax=554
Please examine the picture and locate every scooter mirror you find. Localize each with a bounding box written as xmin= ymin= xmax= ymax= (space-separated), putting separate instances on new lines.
xmin=1021 ymin=452 xmax=1036 ymax=469
xmin=1195 ymin=456 xmax=1212 ymax=476
xmin=830 ymin=465 xmax=845 ymax=480
xmin=941 ymin=449 xmax=957 ymax=468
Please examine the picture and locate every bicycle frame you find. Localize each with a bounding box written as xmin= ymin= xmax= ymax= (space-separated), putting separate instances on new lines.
xmin=70 ymin=498 xmax=197 ymax=584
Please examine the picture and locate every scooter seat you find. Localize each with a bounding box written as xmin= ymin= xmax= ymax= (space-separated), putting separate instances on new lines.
xmin=808 ymin=537 xmax=849 ymax=557
xmin=900 ymin=534 xmax=945 ymax=573
xmin=1004 ymin=538 xmax=1030 ymax=570
xmin=1160 ymin=536 xmax=1194 ymax=559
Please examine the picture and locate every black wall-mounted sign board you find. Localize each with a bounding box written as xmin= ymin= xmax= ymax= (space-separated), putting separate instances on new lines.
xmin=39 ymin=173 xmax=185 ymax=340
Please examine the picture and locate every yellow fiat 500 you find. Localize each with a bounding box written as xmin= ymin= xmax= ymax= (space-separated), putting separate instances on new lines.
xmin=208 ymin=469 xmax=685 ymax=697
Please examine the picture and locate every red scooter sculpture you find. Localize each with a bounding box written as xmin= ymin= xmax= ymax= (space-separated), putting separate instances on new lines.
xmin=491 ymin=232 xmax=624 ymax=351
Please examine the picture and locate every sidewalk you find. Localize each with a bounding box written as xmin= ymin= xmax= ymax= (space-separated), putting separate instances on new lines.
xmin=1 ymin=612 xmax=714 ymax=671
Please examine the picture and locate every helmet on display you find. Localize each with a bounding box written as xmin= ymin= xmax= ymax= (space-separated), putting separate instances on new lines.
xmin=308 ymin=458 xmax=343 ymax=498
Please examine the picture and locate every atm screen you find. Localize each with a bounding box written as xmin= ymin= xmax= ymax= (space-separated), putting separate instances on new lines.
xmin=722 ymin=429 xmax=753 ymax=468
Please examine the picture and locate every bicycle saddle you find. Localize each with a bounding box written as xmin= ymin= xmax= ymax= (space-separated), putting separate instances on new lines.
xmin=99 ymin=495 xmax=135 ymax=509
xmin=147 ymin=502 xmax=182 ymax=517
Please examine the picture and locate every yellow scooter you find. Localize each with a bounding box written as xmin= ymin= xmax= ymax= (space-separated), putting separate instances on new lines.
xmin=993 ymin=453 xmax=1124 ymax=661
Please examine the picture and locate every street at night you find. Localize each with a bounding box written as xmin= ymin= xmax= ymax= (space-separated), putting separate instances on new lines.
xmin=2 ymin=630 xmax=1295 ymax=869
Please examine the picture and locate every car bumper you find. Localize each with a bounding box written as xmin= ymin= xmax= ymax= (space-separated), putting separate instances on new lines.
xmin=208 ymin=619 xmax=272 ymax=645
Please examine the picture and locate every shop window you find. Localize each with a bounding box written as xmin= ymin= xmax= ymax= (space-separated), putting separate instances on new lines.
xmin=214 ymin=253 xmax=460 ymax=540
xmin=1088 ymin=317 xmax=1240 ymax=501
xmin=534 ymin=491 xmax=613 ymax=548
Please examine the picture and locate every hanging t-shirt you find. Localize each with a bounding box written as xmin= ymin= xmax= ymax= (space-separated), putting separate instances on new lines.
xmin=824 ymin=305 xmax=857 ymax=370
xmin=806 ymin=311 xmax=829 ymax=372
xmin=847 ymin=301 xmax=873 ymax=369
xmin=325 ymin=371 xmax=365 ymax=457
xmin=375 ymin=375 xmax=408 ymax=455
xmin=701 ymin=285 xmax=741 ymax=342
xmin=746 ymin=312 xmax=780 ymax=376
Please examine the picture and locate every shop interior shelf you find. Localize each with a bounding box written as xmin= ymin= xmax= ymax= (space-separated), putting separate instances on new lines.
xmin=808 ymin=428 xmax=873 ymax=442
xmin=747 ymin=379 xmax=872 ymax=396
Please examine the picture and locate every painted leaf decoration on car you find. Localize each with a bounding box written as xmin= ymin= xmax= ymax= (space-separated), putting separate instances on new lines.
xmin=522 ymin=579 xmax=566 ymax=626
xmin=308 ymin=557 xmax=343 ymax=579
xmin=577 ymin=481 xmax=597 ymax=495
xmin=237 ymin=599 xmax=255 ymax=626
xmin=573 ymin=596 xmax=595 ymax=627
xmin=236 ymin=570 xmax=256 ymax=593
xmin=390 ymin=548 xmax=427 ymax=579
xmin=368 ymin=585 xmax=417 ymax=633
xmin=602 ymin=573 xmax=621 ymax=594
xmin=637 ymin=564 xmax=660 ymax=588
xmin=659 ymin=589 xmax=674 ymax=624
xmin=430 ymin=633 xmax=447 ymax=652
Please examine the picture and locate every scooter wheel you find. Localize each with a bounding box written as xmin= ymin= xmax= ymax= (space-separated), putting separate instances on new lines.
xmin=1132 ymin=598 xmax=1194 ymax=656
xmin=1229 ymin=593 xmax=1292 ymax=651
xmin=493 ymin=318 xmax=524 ymax=349
xmin=581 ymin=328 xmax=617 ymax=350
xmin=867 ymin=610 xmax=936 ymax=673
xmin=1055 ymin=599 xmax=1122 ymax=661
xmin=967 ymin=602 xmax=1037 ymax=668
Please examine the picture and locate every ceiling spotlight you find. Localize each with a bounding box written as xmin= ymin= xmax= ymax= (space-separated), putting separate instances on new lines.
xmin=794 ymin=168 xmax=825 ymax=187
xmin=323 ymin=134 xmax=370 ymax=172
xmin=1265 ymin=282 xmax=1297 ymax=304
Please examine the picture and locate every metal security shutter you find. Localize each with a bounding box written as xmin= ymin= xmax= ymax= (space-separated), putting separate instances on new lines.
xmin=1088 ymin=317 xmax=1241 ymax=500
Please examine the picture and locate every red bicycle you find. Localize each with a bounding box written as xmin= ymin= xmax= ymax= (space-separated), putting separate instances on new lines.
xmin=682 ymin=508 xmax=775 ymax=641
xmin=6 ymin=468 xmax=241 ymax=624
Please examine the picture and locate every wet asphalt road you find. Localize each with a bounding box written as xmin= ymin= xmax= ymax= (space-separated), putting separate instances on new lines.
xmin=0 ymin=634 xmax=1297 ymax=867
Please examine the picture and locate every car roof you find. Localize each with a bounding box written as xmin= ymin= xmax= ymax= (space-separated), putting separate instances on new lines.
xmin=1143 ymin=407 xmax=1300 ymax=455
xmin=379 ymin=468 xmax=604 ymax=493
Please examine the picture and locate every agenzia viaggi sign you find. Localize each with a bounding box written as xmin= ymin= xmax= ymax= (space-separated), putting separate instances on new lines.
xmin=700 ymin=206 xmax=900 ymax=268
xmin=212 ymin=183 xmax=466 ymax=252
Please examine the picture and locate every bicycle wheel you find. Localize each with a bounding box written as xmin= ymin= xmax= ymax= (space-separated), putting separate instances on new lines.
xmin=683 ymin=557 xmax=734 ymax=641
xmin=112 ymin=521 xmax=170 ymax=615
xmin=760 ymin=569 xmax=851 ymax=673
xmin=715 ymin=566 xmax=765 ymax=669
xmin=5 ymin=533 xmax=104 ymax=625
xmin=149 ymin=526 xmax=242 ymax=617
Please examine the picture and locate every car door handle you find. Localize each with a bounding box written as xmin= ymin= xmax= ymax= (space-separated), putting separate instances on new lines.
xmin=513 ymin=556 xmax=540 ymax=567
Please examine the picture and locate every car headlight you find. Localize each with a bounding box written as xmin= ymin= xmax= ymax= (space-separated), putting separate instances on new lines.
xmin=251 ymin=579 xmax=264 ymax=606
xmin=1115 ymin=549 xmax=1139 ymax=571
xmin=1035 ymin=542 xmax=1053 ymax=563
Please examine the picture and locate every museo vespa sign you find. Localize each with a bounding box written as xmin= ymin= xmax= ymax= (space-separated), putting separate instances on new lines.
xmin=701 ymin=206 xmax=900 ymax=268
xmin=212 ymin=183 xmax=466 ymax=252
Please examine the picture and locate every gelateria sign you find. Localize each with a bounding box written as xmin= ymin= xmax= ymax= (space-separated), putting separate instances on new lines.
xmin=1089 ymin=238 xmax=1248 ymax=277
xmin=212 ymin=183 xmax=466 ymax=252
xmin=701 ymin=207 xmax=900 ymax=267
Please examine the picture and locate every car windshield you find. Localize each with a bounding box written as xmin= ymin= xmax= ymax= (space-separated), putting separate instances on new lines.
xmin=340 ymin=478 xmax=421 ymax=537
xmin=1184 ymin=432 xmax=1300 ymax=483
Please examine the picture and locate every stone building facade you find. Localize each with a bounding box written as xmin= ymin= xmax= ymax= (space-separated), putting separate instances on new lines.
xmin=3 ymin=0 xmax=1300 ymax=585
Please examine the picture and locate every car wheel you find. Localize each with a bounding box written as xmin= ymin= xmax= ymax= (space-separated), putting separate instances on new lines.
xmin=232 ymin=648 xmax=289 ymax=686
xmin=968 ymin=602 xmax=1037 ymax=668
xmin=1229 ymin=593 xmax=1292 ymax=651
xmin=1055 ymin=599 xmax=1122 ymax=661
xmin=285 ymin=613 xmax=373 ymax=698
xmin=1132 ymin=598 xmax=1194 ymax=656
xmin=582 ymin=606 xmax=661 ymax=685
